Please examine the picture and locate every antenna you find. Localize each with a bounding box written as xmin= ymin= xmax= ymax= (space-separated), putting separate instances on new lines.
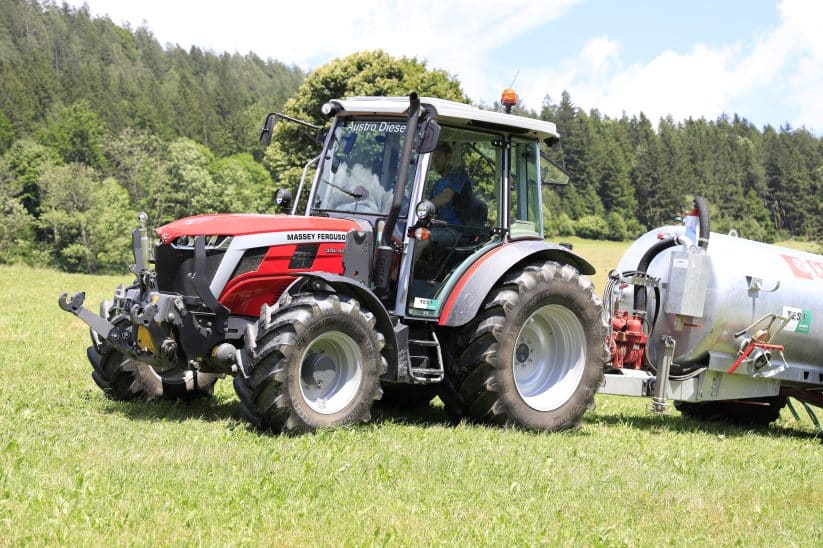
xmin=509 ymin=70 xmax=519 ymax=89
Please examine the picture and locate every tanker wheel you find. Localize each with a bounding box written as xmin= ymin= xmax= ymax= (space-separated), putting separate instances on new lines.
xmin=89 ymin=313 xmax=219 ymax=401
xmin=674 ymin=396 xmax=787 ymax=426
xmin=234 ymin=291 xmax=386 ymax=434
xmin=450 ymin=261 xmax=608 ymax=431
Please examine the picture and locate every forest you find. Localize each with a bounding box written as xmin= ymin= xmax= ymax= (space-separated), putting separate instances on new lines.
xmin=0 ymin=0 xmax=820 ymax=274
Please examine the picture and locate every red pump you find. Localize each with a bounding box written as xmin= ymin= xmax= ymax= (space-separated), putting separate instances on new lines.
xmin=608 ymin=310 xmax=648 ymax=370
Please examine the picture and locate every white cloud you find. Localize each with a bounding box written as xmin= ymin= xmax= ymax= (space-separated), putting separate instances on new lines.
xmin=70 ymin=0 xmax=823 ymax=130
xmin=516 ymin=0 xmax=823 ymax=131
xmin=80 ymin=1 xmax=579 ymax=67
xmin=74 ymin=0 xmax=583 ymax=114
xmin=579 ymin=36 xmax=620 ymax=71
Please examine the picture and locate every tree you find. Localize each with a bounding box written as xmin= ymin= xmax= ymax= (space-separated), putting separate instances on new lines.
xmin=40 ymin=100 xmax=106 ymax=168
xmin=37 ymin=163 xmax=135 ymax=273
xmin=162 ymin=138 xmax=219 ymax=222
xmin=0 ymin=158 xmax=37 ymax=264
xmin=765 ymin=126 xmax=818 ymax=239
xmin=733 ymin=189 xmax=777 ymax=242
xmin=629 ymin=113 xmax=674 ymax=229
xmin=2 ymin=138 xmax=60 ymax=215
xmin=211 ymin=153 xmax=274 ymax=213
xmin=545 ymin=92 xmax=603 ymax=218
xmin=265 ymin=50 xmax=466 ymax=192
xmin=657 ymin=117 xmax=690 ymax=219
xmin=592 ymin=114 xmax=635 ymax=218
xmin=0 ymin=111 xmax=14 ymax=155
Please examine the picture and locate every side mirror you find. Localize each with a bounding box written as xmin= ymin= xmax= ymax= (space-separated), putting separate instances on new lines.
xmin=260 ymin=113 xmax=276 ymax=145
xmin=416 ymin=119 xmax=441 ymax=154
xmin=274 ymin=188 xmax=292 ymax=211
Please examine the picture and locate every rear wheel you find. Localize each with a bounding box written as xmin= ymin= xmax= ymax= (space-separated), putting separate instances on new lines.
xmin=449 ymin=261 xmax=608 ymax=431
xmin=234 ymin=291 xmax=386 ymax=433
xmin=674 ymin=396 xmax=787 ymax=426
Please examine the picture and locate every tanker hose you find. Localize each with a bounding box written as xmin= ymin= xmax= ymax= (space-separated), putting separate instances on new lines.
xmin=634 ymin=236 xmax=679 ymax=314
xmin=694 ymin=195 xmax=710 ymax=249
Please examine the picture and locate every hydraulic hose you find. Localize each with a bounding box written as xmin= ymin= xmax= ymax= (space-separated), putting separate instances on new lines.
xmin=694 ymin=195 xmax=710 ymax=249
xmin=634 ymin=237 xmax=679 ymax=314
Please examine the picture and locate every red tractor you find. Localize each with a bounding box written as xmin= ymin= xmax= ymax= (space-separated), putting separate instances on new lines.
xmin=60 ymin=92 xmax=608 ymax=433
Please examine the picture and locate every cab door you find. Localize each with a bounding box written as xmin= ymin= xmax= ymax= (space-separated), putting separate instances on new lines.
xmin=404 ymin=127 xmax=503 ymax=319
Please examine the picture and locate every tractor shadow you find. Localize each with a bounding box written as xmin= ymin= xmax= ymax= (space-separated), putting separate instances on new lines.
xmin=370 ymin=398 xmax=457 ymax=428
xmin=99 ymin=392 xmax=820 ymax=441
xmin=101 ymin=395 xmax=240 ymax=423
xmin=100 ymin=392 xmax=456 ymax=429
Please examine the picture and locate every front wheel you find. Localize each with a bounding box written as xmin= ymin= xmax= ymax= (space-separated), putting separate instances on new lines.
xmin=234 ymin=291 xmax=386 ymax=433
xmin=450 ymin=261 xmax=608 ymax=431
xmin=89 ymin=313 xmax=219 ymax=401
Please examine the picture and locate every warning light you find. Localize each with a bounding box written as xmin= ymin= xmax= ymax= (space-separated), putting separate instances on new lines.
xmin=501 ymin=88 xmax=518 ymax=113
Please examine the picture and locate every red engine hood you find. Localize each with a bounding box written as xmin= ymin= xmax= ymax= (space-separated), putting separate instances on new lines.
xmin=156 ymin=214 xmax=359 ymax=244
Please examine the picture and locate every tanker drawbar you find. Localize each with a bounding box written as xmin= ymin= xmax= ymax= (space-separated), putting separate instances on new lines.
xmin=602 ymin=197 xmax=823 ymax=425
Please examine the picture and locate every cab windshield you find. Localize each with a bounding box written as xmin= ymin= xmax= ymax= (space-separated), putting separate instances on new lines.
xmin=312 ymin=119 xmax=416 ymax=215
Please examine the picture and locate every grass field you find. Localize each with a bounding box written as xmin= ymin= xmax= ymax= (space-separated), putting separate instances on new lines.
xmin=1 ymin=240 xmax=821 ymax=545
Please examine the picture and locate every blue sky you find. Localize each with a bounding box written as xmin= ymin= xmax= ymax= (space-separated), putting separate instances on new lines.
xmin=70 ymin=0 xmax=822 ymax=132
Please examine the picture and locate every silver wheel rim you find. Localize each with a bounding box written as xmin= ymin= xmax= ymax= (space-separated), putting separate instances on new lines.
xmin=299 ymin=331 xmax=364 ymax=414
xmin=512 ymin=304 xmax=587 ymax=412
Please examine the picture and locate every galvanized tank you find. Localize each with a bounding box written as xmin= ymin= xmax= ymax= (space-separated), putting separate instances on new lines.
xmin=616 ymin=227 xmax=823 ymax=371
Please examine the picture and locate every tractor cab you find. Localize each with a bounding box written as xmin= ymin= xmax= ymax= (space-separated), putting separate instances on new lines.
xmin=286 ymin=93 xmax=567 ymax=321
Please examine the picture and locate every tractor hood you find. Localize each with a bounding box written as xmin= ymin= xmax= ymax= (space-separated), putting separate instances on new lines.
xmin=156 ymin=214 xmax=359 ymax=244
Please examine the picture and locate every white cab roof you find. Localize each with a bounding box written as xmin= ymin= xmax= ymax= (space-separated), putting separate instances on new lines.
xmin=329 ymin=96 xmax=559 ymax=141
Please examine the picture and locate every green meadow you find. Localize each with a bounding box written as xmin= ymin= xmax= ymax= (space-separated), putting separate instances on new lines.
xmin=0 ymin=239 xmax=819 ymax=545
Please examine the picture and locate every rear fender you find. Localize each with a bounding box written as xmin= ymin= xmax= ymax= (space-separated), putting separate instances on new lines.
xmin=437 ymin=241 xmax=595 ymax=327
xmin=284 ymin=273 xmax=398 ymax=377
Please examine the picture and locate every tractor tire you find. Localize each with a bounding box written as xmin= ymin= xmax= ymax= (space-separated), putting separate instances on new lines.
xmin=234 ymin=291 xmax=387 ymax=434
xmin=674 ymin=396 xmax=787 ymax=426
xmin=88 ymin=315 xmax=219 ymax=401
xmin=449 ymin=260 xmax=608 ymax=431
xmin=376 ymin=383 xmax=437 ymax=408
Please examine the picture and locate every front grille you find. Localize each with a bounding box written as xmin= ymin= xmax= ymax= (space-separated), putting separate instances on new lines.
xmin=231 ymin=247 xmax=268 ymax=279
xmin=155 ymin=244 xmax=226 ymax=296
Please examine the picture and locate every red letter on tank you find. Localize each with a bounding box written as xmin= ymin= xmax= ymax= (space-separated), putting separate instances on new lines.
xmin=808 ymin=259 xmax=823 ymax=279
xmin=781 ymin=254 xmax=814 ymax=280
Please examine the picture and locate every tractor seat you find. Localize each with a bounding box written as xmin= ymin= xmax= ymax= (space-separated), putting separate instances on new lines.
xmin=457 ymin=195 xmax=489 ymax=244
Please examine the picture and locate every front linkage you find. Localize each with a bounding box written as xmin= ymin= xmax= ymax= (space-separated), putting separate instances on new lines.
xmin=59 ymin=214 xmax=242 ymax=399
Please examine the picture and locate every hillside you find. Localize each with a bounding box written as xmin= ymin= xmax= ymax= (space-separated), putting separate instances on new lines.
xmin=0 ymin=0 xmax=303 ymax=157
xmin=0 ymin=1 xmax=820 ymax=278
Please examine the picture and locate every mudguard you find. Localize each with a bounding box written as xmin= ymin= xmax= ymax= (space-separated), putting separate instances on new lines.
xmin=284 ymin=272 xmax=399 ymax=377
xmin=437 ymin=240 xmax=596 ymax=327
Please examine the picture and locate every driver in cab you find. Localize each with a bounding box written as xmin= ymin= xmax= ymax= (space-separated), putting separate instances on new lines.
xmin=428 ymin=142 xmax=470 ymax=226
xmin=412 ymin=142 xmax=471 ymax=262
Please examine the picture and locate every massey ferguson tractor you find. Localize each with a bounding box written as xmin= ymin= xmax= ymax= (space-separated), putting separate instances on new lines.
xmin=59 ymin=91 xmax=823 ymax=433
